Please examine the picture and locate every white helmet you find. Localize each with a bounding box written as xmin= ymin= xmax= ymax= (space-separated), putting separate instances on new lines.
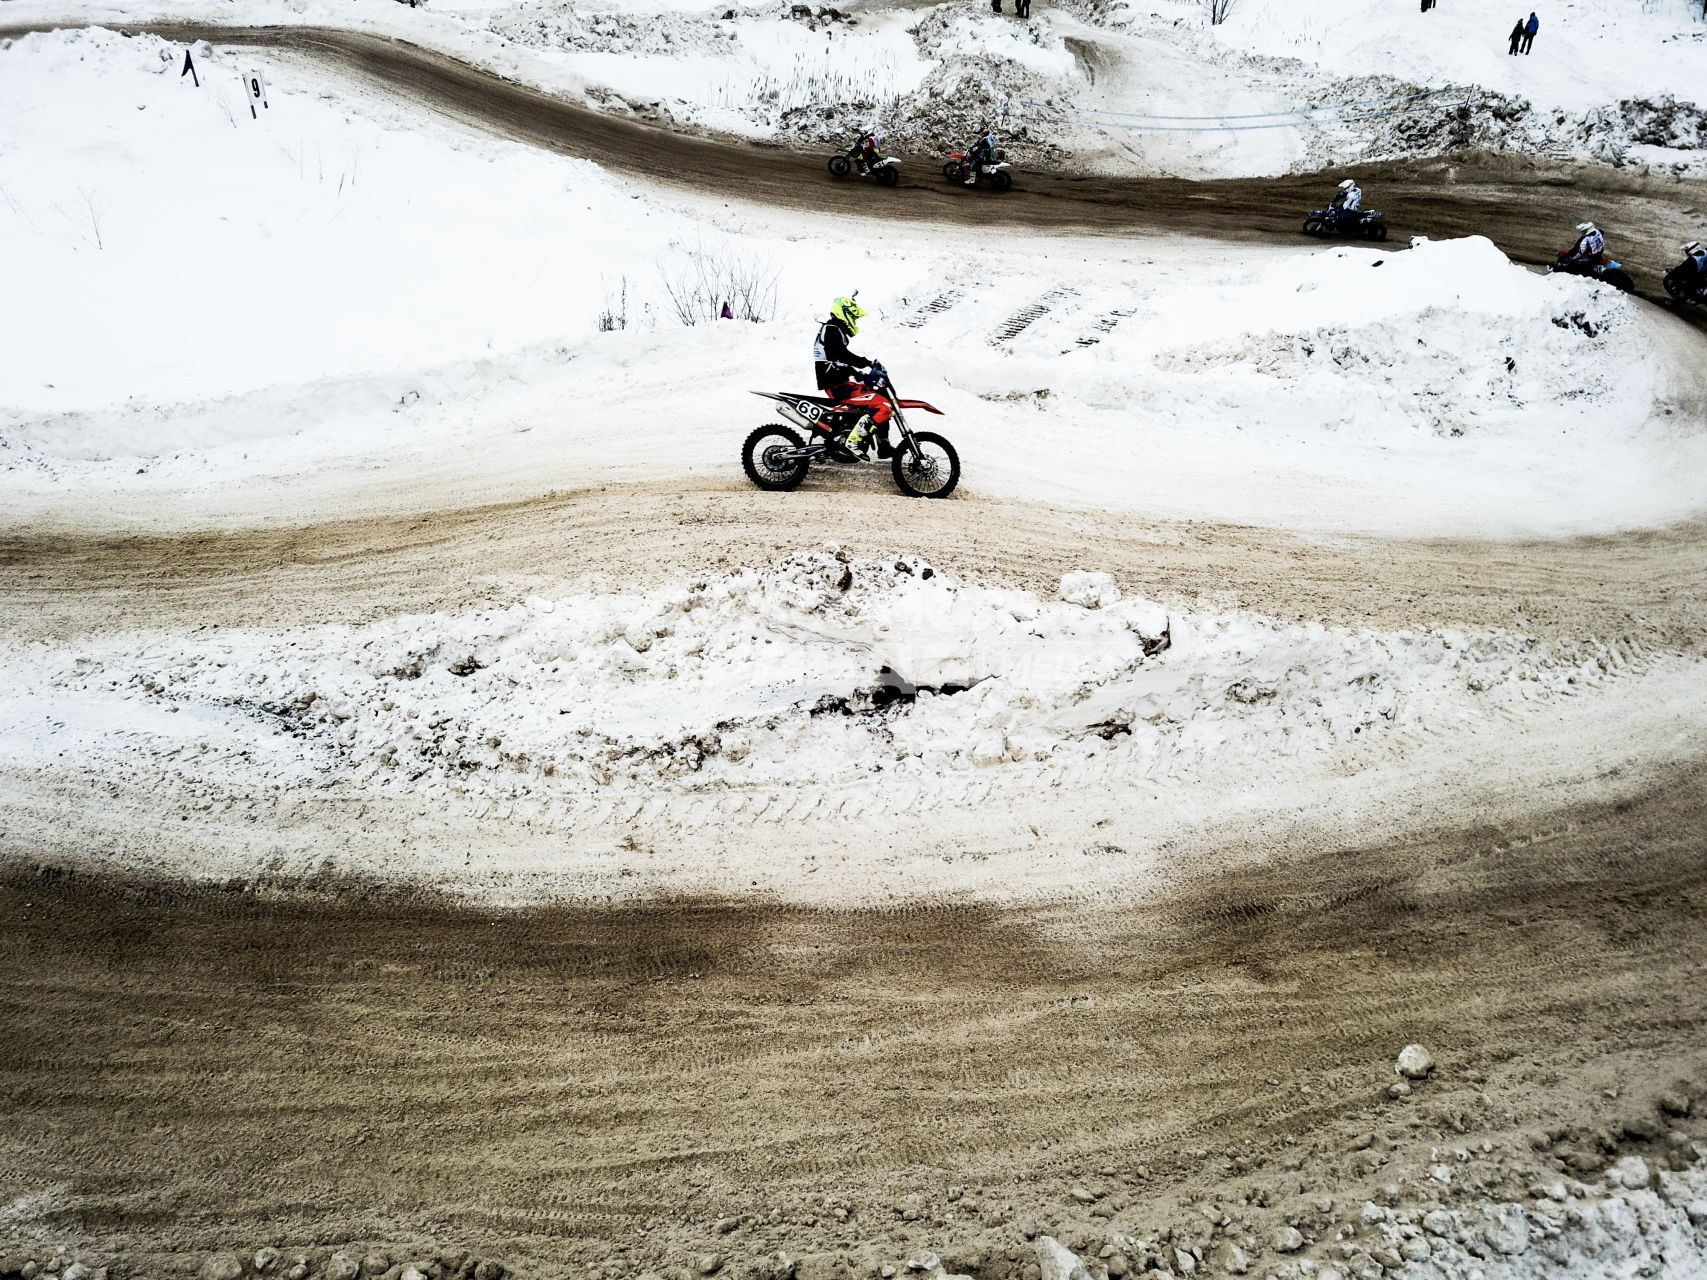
xmin=1577 ymin=221 xmax=1598 ymax=233
xmin=1338 ymin=178 xmax=1356 ymax=190
xmin=1686 ymin=241 xmax=1704 ymax=255
xmin=871 ymin=130 xmax=884 ymax=146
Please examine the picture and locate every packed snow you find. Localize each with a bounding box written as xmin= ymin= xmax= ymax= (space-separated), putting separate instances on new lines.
xmin=4 ymin=0 xmax=1705 ymax=174
xmin=5 ymin=29 xmax=1705 ymax=540
xmin=0 ymin=550 xmax=1696 ymax=900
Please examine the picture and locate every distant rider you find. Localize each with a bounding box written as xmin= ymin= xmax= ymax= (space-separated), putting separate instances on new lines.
xmin=964 ymin=127 xmax=998 ymax=186
xmin=1562 ymin=221 xmax=1606 ymax=268
xmin=854 ymin=130 xmax=885 ymax=174
xmin=1676 ymin=240 xmax=1707 ymax=299
xmin=814 ymin=295 xmax=890 ymax=455
xmin=1330 ymin=177 xmax=1362 ymax=227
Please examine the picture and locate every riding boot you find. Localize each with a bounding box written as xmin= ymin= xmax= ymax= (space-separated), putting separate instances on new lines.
xmin=845 ymin=414 xmax=874 ymax=455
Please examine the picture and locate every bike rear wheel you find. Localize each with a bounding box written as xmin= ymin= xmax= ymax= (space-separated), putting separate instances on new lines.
xmin=892 ymin=431 xmax=960 ymax=499
xmin=742 ymin=424 xmax=810 ymax=491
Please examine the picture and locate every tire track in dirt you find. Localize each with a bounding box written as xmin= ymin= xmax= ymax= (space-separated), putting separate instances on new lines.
xmin=4 ymin=20 xmax=1707 ymax=294
xmin=2 ymin=763 xmax=1705 ymax=1269
xmin=4 ymin=484 xmax=1705 ymax=645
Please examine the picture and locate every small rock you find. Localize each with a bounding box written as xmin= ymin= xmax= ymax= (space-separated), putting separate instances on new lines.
xmin=1312 ymin=1195 xmax=1334 ymax=1214
xmin=399 ymin=1270 xmax=429 ymax=1280
xmin=1059 ymin=571 xmax=1120 ymax=610
xmin=287 ymin=1267 xmax=308 ymax=1280
xmin=1659 ymin=1091 xmax=1692 ymax=1117
xmin=1069 ymin=1187 xmax=1097 ymax=1205
xmin=1388 ymin=1081 xmax=1412 ymax=1100
xmin=200 ymin=1255 xmax=244 ymax=1280
xmin=1430 ymin=1164 xmax=1453 ymax=1185
xmin=1482 ymin=1206 xmax=1530 ymax=1256
xmin=1684 ymin=1200 xmax=1707 ymax=1228
xmin=63 ymin=1266 xmax=90 ymax=1280
xmin=1210 ymin=1242 xmax=1248 ymax=1275
xmin=1421 ymin=1210 xmax=1455 ymax=1238
xmin=326 ymin=1255 xmax=360 ymax=1280
xmin=905 ymin=1255 xmax=938 ymax=1273
xmin=254 ymin=1252 xmax=280 ymax=1276
xmin=360 ymin=1259 xmax=390 ymax=1279
xmin=1034 ymin=1236 xmax=1093 ymax=1280
xmin=879 ymin=1269 xmax=895 ymax=1280
xmin=1400 ymin=1238 xmax=1432 ymax=1263
xmin=713 ymin=1218 xmax=739 ymax=1235
xmin=1395 ymin=1044 xmax=1435 ymax=1080
xmin=1270 ymin=1227 xmax=1304 ymax=1254
xmin=19 ymin=1265 xmax=38 ymax=1280
xmin=696 ymin=1256 xmax=722 ymax=1277
xmin=1608 ymin=1154 xmax=1652 ymax=1189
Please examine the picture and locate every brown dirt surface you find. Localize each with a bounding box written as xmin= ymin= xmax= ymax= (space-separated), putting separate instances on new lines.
xmin=3 ymin=764 xmax=1706 ymax=1276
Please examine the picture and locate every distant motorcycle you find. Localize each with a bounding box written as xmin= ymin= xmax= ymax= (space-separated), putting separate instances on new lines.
xmin=1662 ymin=258 xmax=1707 ymax=306
xmin=1302 ymin=207 xmax=1388 ymax=241
xmin=943 ymin=150 xmax=1013 ymax=192
xmin=743 ymin=361 xmax=960 ymax=498
xmin=827 ymin=145 xmax=901 ymax=187
xmin=1549 ymin=252 xmax=1634 ymax=293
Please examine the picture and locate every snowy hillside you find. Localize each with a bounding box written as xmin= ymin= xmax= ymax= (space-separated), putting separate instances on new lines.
xmin=3 ymin=0 xmax=1705 ymax=173
xmin=5 ymin=29 xmax=1704 ymax=539
xmin=6 ymin=0 xmax=1700 ymax=176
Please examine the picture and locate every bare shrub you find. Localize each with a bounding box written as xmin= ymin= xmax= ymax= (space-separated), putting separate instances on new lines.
xmin=1205 ymin=0 xmax=1237 ymax=25
xmin=598 ymin=275 xmax=631 ymax=332
xmin=659 ymin=245 xmax=779 ymax=325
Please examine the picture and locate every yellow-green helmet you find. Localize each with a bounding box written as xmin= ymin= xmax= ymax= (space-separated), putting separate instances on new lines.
xmin=830 ymin=295 xmax=866 ymax=334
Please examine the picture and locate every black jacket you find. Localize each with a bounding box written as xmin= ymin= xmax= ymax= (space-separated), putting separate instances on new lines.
xmin=813 ymin=317 xmax=867 ymax=390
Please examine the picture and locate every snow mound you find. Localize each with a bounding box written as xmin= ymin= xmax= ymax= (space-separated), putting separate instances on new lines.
xmin=3 ymin=553 xmax=1655 ymax=804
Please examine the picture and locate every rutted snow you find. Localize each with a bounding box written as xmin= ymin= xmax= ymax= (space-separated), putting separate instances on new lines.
xmin=0 ymin=551 xmax=1664 ymax=802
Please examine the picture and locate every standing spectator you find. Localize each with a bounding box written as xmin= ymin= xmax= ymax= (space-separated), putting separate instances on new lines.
xmin=1017 ymin=0 xmax=1031 ymax=18
xmin=1508 ymin=17 xmax=1524 ymax=53
xmin=1521 ymin=11 xmax=1539 ymax=53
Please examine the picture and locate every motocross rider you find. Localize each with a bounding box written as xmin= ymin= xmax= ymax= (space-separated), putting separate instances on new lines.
xmin=814 ymin=295 xmax=890 ymax=455
xmin=964 ymin=127 xmax=998 ymax=186
xmin=854 ymin=129 xmax=885 ymax=174
xmin=1562 ymin=221 xmax=1607 ymax=268
xmin=1329 ymin=177 xmax=1362 ymax=226
xmin=1681 ymin=240 xmax=1707 ymax=278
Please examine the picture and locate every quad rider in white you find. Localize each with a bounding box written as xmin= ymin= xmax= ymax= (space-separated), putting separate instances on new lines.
xmin=1330 ymin=177 xmax=1362 ymax=228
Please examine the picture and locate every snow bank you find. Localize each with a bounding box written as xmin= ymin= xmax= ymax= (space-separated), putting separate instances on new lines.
xmin=0 ymin=551 xmax=1680 ymax=898
xmin=0 ymin=551 xmax=1661 ymax=796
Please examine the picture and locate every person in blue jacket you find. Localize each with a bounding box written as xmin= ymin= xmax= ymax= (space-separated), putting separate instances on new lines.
xmin=1521 ymin=11 xmax=1539 ymax=53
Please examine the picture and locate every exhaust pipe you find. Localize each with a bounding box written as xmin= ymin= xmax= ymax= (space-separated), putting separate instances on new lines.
xmin=775 ymin=401 xmax=815 ymax=431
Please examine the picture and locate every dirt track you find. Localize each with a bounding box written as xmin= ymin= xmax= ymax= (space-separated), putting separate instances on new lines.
xmin=5 ymin=766 xmax=1706 ymax=1275
xmin=3 ymin=22 xmax=1707 ymax=1280
xmin=5 ymin=19 xmax=1707 ymax=292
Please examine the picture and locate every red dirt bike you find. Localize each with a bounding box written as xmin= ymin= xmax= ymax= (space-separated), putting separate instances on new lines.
xmin=743 ymin=362 xmax=960 ymax=498
xmin=942 ymin=149 xmax=1013 ymax=192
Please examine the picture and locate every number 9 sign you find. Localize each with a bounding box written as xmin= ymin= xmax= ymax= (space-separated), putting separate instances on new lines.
xmin=242 ymin=69 xmax=270 ymax=119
